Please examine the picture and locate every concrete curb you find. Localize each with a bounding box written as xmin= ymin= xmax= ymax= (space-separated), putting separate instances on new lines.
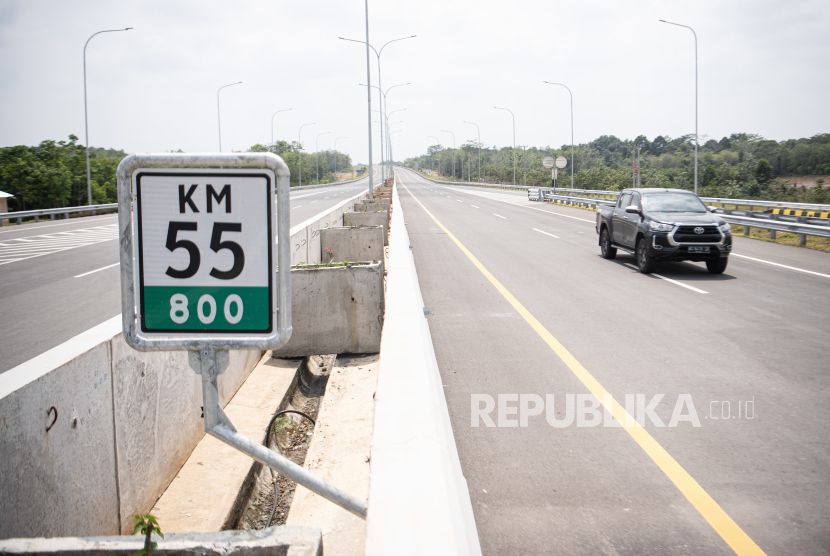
xmin=365 ymin=173 xmax=482 ymax=555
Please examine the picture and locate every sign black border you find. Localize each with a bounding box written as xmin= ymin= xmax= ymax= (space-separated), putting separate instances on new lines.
xmin=135 ymin=171 xmax=274 ymax=334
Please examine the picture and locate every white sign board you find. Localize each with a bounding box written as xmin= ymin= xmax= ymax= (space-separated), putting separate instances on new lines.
xmin=555 ymin=156 xmax=568 ymax=168
xmin=133 ymin=169 xmax=275 ymax=336
xmin=543 ymin=156 xmax=555 ymax=169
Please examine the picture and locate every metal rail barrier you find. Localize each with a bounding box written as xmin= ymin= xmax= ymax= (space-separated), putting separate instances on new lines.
xmin=0 ymin=203 xmax=118 ymax=226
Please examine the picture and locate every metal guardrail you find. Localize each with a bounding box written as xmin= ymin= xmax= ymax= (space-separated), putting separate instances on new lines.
xmin=0 ymin=203 xmax=118 ymax=226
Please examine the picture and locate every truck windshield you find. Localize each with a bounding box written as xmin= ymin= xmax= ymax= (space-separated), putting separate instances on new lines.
xmin=642 ymin=193 xmax=707 ymax=213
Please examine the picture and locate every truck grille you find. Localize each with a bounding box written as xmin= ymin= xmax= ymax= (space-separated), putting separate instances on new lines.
xmin=673 ymin=226 xmax=721 ymax=243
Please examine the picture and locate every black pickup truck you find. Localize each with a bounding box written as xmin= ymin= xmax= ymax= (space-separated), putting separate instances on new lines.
xmin=595 ymin=188 xmax=732 ymax=274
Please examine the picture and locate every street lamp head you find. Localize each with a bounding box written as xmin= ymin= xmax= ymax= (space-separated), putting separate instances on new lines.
xmin=125 ymin=27 xmax=133 ymax=30
xmin=659 ymin=19 xmax=666 ymax=22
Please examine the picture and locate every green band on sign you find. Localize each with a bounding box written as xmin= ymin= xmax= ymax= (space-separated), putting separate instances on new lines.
xmin=142 ymin=286 xmax=270 ymax=331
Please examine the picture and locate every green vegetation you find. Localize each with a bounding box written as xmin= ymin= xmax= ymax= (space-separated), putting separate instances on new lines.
xmin=248 ymin=141 xmax=352 ymax=187
xmin=0 ymin=135 xmax=124 ymax=211
xmin=405 ymin=133 xmax=830 ymax=203
xmin=132 ymin=513 xmax=163 ymax=556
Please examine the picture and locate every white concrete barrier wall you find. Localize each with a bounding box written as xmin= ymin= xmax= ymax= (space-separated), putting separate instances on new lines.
xmin=366 ymin=174 xmax=482 ymax=555
xmin=0 ymin=317 xmax=261 ymax=539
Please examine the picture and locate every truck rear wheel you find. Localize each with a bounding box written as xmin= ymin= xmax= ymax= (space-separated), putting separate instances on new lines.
xmin=600 ymin=228 xmax=617 ymax=259
xmin=636 ymin=237 xmax=656 ymax=274
xmin=706 ymin=257 xmax=729 ymax=274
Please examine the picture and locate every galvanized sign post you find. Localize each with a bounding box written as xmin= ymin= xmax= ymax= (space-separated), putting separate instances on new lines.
xmin=117 ymin=153 xmax=367 ymax=519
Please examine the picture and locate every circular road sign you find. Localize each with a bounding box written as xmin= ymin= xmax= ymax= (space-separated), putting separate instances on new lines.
xmin=542 ymin=156 xmax=555 ymax=169
xmin=555 ymin=156 xmax=568 ymax=168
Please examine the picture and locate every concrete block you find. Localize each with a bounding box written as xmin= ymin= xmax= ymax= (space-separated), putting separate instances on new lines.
xmin=0 ymin=339 xmax=120 ymax=539
xmin=321 ymin=226 xmax=384 ymax=264
xmin=343 ymin=211 xmax=388 ymax=246
xmin=273 ymin=262 xmax=384 ymax=358
xmin=0 ymin=525 xmax=323 ymax=555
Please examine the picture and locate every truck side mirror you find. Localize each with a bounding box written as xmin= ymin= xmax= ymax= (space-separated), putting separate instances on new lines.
xmin=625 ymin=205 xmax=640 ymax=214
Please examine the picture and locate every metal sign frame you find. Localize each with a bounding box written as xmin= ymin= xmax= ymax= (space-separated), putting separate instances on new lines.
xmin=117 ymin=153 xmax=292 ymax=352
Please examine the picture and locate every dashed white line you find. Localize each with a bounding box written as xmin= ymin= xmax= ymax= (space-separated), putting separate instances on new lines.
xmin=292 ymin=205 xmax=302 ymax=209
xmin=623 ymin=263 xmax=709 ymax=294
xmin=75 ymin=262 xmax=119 ymax=278
xmin=732 ymin=253 xmax=830 ymax=280
xmin=493 ymin=214 xmax=507 ymax=220
xmin=533 ymin=228 xmax=560 ymax=239
xmin=471 ymin=205 xmax=479 ymax=209
xmin=457 ymin=200 xmax=463 ymax=203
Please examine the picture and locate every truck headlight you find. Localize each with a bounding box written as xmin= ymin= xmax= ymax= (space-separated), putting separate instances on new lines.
xmin=649 ymin=221 xmax=674 ymax=232
xmin=719 ymin=222 xmax=732 ymax=233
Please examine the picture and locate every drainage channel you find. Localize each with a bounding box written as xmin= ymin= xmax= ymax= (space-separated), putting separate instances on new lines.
xmin=235 ymin=354 xmax=335 ymax=530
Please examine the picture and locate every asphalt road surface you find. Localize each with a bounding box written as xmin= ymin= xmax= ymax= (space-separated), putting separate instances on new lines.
xmin=395 ymin=167 xmax=830 ymax=555
xmin=0 ymin=170 xmax=380 ymax=373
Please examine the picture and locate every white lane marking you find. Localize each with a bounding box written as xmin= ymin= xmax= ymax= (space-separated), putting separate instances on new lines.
xmin=623 ymin=263 xmax=709 ymax=294
xmin=521 ymin=205 xmax=595 ymax=223
xmin=471 ymin=205 xmax=479 ymax=209
xmin=292 ymin=205 xmax=302 ymax=209
xmin=310 ymin=200 xmax=317 ymax=204
xmin=457 ymin=200 xmax=463 ymax=203
xmin=0 ymin=224 xmax=119 ymax=265
xmin=75 ymin=262 xmax=120 ymax=278
xmin=0 ymin=215 xmax=118 ymax=235
xmin=533 ymin=228 xmax=560 ymax=239
xmin=493 ymin=214 xmax=507 ymax=220
xmin=732 ymin=253 xmax=830 ymax=280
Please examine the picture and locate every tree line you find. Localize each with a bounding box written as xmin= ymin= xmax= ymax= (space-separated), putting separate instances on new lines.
xmin=249 ymin=141 xmax=354 ymax=187
xmin=0 ymin=135 xmax=123 ymax=212
xmin=0 ymin=136 xmax=356 ymax=212
xmin=405 ymin=132 xmax=830 ymax=204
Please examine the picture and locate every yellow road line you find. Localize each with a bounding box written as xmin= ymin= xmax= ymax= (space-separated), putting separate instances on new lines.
xmin=397 ymin=172 xmax=766 ymax=556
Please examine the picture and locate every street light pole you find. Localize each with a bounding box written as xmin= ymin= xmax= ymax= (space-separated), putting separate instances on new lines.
xmin=660 ymin=19 xmax=699 ymax=195
xmin=427 ymin=135 xmax=440 ymax=176
xmin=542 ymin=81 xmax=575 ymax=189
xmin=463 ymin=121 xmax=481 ymax=182
xmin=361 ymin=82 xmax=411 ymax=181
xmin=217 ymin=81 xmax=243 ymax=152
xmin=298 ymin=123 xmax=315 ymax=188
xmin=494 ymin=107 xmax=516 ymax=186
xmin=83 ymin=27 xmax=132 ymax=206
xmin=270 ymin=108 xmax=293 ymax=147
xmin=316 ymin=132 xmax=330 ymax=184
xmin=441 ymin=130 xmax=456 ymax=180
xmin=340 ymin=34 xmax=416 ymax=191
xmin=334 ymin=137 xmax=348 ymax=179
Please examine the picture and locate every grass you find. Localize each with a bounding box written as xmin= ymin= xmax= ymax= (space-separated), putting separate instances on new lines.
xmin=729 ymin=224 xmax=830 ymax=253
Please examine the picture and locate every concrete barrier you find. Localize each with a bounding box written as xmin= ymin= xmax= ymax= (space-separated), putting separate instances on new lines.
xmin=0 ymin=317 xmax=262 ymax=539
xmin=320 ymin=226 xmax=384 ymax=264
xmin=343 ymin=211 xmax=388 ymax=246
xmin=272 ymin=262 xmax=384 ymax=358
xmin=288 ymin=190 xmax=371 ymax=266
xmin=366 ymin=173 xmax=482 ymax=555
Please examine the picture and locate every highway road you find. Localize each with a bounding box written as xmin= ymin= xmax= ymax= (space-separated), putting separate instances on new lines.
xmin=394 ymin=167 xmax=830 ymax=555
xmin=0 ymin=170 xmax=380 ymax=373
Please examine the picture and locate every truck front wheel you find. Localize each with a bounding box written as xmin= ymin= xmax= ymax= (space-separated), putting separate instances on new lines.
xmin=600 ymin=228 xmax=617 ymax=259
xmin=706 ymin=257 xmax=729 ymax=274
xmin=636 ymin=237 xmax=656 ymax=274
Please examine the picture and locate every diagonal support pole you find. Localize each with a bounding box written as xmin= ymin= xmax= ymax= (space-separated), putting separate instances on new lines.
xmin=195 ymin=347 xmax=368 ymax=519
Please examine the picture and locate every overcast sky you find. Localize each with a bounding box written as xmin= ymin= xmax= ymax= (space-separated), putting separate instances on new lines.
xmin=1 ymin=0 xmax=828 ymax=165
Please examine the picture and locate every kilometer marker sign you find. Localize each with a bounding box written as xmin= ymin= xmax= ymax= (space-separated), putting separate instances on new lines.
xmin=134 ymin=169 xmax=274 ymax=335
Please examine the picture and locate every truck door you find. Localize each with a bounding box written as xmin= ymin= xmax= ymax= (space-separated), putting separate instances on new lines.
xmin=611 ymin=193 xmax=632 ymax=243
xmin=620 ymin=192 xmax=641 ymax=247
